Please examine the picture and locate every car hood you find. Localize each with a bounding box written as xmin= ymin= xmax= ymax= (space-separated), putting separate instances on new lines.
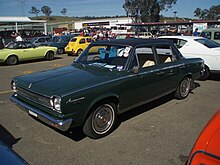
xmin=14 ymin=64 xmax=122 ymax=96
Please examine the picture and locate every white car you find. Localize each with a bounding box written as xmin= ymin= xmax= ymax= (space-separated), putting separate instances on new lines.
xmin=158 ymin=36 xmax=220 ymax=80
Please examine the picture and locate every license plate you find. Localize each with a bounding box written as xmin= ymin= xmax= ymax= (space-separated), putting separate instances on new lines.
xmin=28 ymin=110 xmax=38 ymax=117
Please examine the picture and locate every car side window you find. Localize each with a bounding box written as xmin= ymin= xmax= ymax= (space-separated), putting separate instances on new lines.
xmin=155 ymin=44 xmax=176 ymax=64
xmin=176 ymin=39 xmax=187 ymax=48
xmin=214 ymin=32 xmax=220 ymax=40
xmin=134 ymin=46 xmax=156 ymax=69
xmin=201 ymin=32 xmax=211 ymax=39
xmin=87 ymin=38 xmax=92 ymax=43
xmin=38 ymin=38 xmax=45 ymax=42
xmin=79 ymin=39 xmax=86 ymax=44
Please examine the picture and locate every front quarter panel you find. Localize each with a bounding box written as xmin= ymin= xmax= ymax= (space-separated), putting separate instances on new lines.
xmin=61 ymin=71 xmax=131 ymax=126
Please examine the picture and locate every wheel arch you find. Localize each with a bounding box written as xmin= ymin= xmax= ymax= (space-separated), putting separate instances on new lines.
xmin=44 ymin=50 xmax=55 ymax=57
xmin=83 ymin=94 xmax=119 ymax=123
xmin=76 ymin=48 xmax=83 ymax=55
xmin=6 ymin=54 xmax=19 ymax=63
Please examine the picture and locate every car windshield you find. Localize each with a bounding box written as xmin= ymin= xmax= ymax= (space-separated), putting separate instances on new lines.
xmin=76 ymin=44 xmax=131 ymax=70
xmin=5 ymin=42 xmax=19 ymax=49
xmin=195 ymin=38 xmax=220 ymax=48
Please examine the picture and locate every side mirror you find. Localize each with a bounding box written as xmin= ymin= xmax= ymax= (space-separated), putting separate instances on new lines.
xmin=132 ymin=66 xmax=139 ymax=74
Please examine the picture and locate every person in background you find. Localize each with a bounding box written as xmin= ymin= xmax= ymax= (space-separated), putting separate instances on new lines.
xmin=0 ymin=35 xmax=5 ymax=49
xmin=14 ymin=32 xmax=23 ymax=41
xmin=193 ymin=28 xmax=199 ymax=36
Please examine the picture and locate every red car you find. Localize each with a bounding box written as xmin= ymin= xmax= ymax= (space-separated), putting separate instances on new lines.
xmin=187 ymin=109 xmax=220 ymax=165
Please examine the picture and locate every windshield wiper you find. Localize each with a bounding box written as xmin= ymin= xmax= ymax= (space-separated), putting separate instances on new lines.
xmin=74 ymin=61 xmax=85 ymax=67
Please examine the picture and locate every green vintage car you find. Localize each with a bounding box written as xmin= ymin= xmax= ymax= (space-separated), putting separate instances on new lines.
xmin=0 ymin=41 xmax=57 ymax=65
xmin=10 ymin=38 xmax=204 ymax=139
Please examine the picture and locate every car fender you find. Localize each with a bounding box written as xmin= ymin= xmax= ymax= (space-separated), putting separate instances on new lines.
xmin=83 ymin=93 xmax=119 ymax=122
xmin=6 ymin=53 xmax=20 ymax=61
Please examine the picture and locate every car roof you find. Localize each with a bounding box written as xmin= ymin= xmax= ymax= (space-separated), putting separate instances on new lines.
xmin=93 ymin=38 xmax=173 ymax=46
xmin=159 ymin=35 xmax=204 ymax=41
xmin=202 ymin=28 xmax=220 ymax=32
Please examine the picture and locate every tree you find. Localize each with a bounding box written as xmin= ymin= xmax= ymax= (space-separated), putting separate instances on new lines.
xmin=123 ymin=0 xmax=177 ymax=23
xmin=194 ymin=5 xmax=220 ymax=20
xmin=61 ymin=8 xmax=67 ymax=16
xmin=29 ymin=6 xmax=40 ymax=18
xmin=123 ymin=0 xmax=140 ymax=23
xmin=41 ymin=6 xmax=52 ymax=19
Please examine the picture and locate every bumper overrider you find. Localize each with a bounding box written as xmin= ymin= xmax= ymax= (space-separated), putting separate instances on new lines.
xmin=10 ymin=95 xmax=72 ymax=131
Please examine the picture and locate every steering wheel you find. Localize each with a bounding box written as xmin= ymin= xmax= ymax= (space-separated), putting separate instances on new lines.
xmin=92 ymin=56 xmax=105 ymax=62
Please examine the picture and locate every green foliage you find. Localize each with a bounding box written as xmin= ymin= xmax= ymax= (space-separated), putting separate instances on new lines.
xmin=61 ymin=8 xmax=67 ymax=16
xmin=41 ymin=6 xmax=52 ymax=18
xmin=194 ymin=5 xmax=220 ymax=20
xmin=123 ymin=0 xmax=176 ymax=23
xmin=29 ymin=6 xmax=40 ymax=17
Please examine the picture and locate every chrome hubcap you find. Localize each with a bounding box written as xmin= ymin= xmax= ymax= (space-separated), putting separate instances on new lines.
xmin=92 ymin=104 xmax=115 ymax=134
xmin=180 ymin=78 xmax=190 ymax=97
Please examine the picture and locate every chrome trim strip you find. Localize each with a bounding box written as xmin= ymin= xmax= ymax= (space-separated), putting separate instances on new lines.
xmin=10 ymin=95 xmax=72 ymax=131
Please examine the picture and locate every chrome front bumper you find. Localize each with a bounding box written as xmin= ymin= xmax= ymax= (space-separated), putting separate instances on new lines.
xmin=10 ymin=95 xmax=72 ymax=131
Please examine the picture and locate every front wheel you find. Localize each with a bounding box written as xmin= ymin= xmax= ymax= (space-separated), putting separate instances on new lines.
xmin=6 ymin=56 xmax=18 ymax=65
xmin=174 ymin=77 xmax=191 ymax=99
xmin=83 ymin=102 xmax=117 ymax=139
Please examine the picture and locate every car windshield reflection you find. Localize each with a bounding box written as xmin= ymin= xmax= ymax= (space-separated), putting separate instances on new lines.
xmin=76 ymin=44 xmax=131 ymax=71
xmin=195 ymin=38 xmax=220 ymax=48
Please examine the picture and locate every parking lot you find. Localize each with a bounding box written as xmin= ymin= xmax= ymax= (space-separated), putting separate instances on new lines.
xmin=0 ymin=55 xmax=220 ymax=165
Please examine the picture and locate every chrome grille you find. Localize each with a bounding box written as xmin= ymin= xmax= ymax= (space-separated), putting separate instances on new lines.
xmin=17 ymin=87 xmax=51 ymax=108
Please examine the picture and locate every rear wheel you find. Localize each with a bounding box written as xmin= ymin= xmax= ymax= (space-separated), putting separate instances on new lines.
xmin=6 ymin=56 xmax=18 ymax=65
xmin=45 ymin=51 xmax=54 ymax=60
xmin=76 ymin=49 xmax=83 ymax=56
xmin=199 ymin=66 xmax=210 ymax=80
xmin=83 ymin=102 xmax=117 ymax=139
xmin=174 ymin=77 xmax=191 ymax=99
xmin=57 ymin=48 xmax=64 ymax=54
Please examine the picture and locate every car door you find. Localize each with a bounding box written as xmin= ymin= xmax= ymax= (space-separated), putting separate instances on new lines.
xmin=153 ymin=44 xmax=184 ymax=93
xmin=129 ymin=44 xmax=183 ymax=107
xmin=128 ymin=45 xmax=167 ymax=107
xmin=20 ymin=42 xmax=43 ymax=60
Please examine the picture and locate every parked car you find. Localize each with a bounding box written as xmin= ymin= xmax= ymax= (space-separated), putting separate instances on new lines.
xmin=40 ymin=35 xmax=75 ymax=54
xmin=65 ymin=36 xmax=94 ymax=56
xmin=10 ymin=38 xmax=204 ymax=139
xmin=137 ymin=32 xmax=153 ymax=39
xmin=200 ymin=28 xmax=220 ymax=44
xmin=29 ymin=36 xmax=51 ymax=46
xmin=0 ymin=141 xmax=29 ymax=165
xmin=186 ymin=109 xmax=220 ymax=165
xmin=115 ymin=33 xmax=135 ymax=39
xmin=0 ymin=41 xmax=57 ymax=65
xmin=158 ymin=36 xmax=220 ymax=80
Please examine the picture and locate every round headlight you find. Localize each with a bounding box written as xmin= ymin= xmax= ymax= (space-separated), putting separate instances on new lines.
xmin=51 ymin=96 xmax=61 ymax=112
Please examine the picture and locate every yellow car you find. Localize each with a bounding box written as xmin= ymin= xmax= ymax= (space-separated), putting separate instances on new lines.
xmin=65 ymin=36 xmax=94 ymax=56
